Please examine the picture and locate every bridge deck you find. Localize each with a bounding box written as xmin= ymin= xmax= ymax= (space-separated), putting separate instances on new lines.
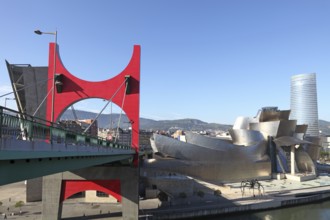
xmin=0 ymin=106 xmax=136 ymax=185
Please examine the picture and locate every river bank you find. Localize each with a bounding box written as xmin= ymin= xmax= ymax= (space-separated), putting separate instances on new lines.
xmin=140 ymin=174 xmax=330 ymax=219
xmin=1 ymin=175 xmax=330 ymax=219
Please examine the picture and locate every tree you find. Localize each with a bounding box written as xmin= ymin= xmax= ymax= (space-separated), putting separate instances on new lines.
xmin=157 ymin=191 xmax=168 ymax=202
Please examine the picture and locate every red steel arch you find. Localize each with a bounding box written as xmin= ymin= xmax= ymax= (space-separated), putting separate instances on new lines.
xmin=60 ymin=180 xmax=121 ymax=202
xmin=46 ymin=43 xmax=140 ymax=152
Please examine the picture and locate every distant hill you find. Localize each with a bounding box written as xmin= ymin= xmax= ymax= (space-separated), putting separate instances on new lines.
xmin=319 ymin=120 xmax=330 ymax=135
xmin=140 ymin=118 xmax=232 ymax=131
xmin=61 ymin=109 xmax=330 ymax=134
xmin=60 ymin=109 xmax=232 ymax=131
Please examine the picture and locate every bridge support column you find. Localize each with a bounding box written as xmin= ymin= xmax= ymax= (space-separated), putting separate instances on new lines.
xmin=41 ymin=166 xmax=139 ymax=220
xmin=291 ymin=145 xmax=296 ymax=175
xmin=42 ymin=173 xmax=63 ymax=220
xmin=121 ymin=167 xmax=139 ymax=220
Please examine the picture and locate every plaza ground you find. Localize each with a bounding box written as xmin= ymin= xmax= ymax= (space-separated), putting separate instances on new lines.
xmin=1 ymin=174 xmax=330 ymax=219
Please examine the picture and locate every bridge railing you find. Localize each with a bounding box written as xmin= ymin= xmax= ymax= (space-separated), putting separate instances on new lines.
xmin=0 ymin=106 xmax=133 ymax=151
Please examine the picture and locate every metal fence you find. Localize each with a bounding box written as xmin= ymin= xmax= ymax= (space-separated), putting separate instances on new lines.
xmin=0 ymin=106 xmax=132 ymax=150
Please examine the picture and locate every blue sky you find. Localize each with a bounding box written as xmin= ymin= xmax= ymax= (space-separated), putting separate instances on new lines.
xmin=0 ymin=1 xmax=329 ymax=124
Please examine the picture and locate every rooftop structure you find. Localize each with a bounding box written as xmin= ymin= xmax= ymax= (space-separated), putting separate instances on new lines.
xmin=59 ymin=119 xmax=98 ymax=137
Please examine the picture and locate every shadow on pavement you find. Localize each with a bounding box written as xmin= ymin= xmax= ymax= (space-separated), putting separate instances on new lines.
xmin=62 ymin=212 xmax=122 ymax=220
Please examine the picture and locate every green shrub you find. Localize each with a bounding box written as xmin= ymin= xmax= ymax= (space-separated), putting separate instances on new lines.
xmin=214 ymin=189 xmax=222 ymax=196
xmin=157 ymin=191 xmax=168 ymax=202
xmin=92 ymin=204 xmax=100 ymax=209
xmin=197 ymin=190 xmax=204 ymax=198
xmin=320 ymin=151 xmax=329 ymax=158
xmin=15 ymin=201 xmax=24 ymax=208
xmin=179 ymin=192 xmax=187 ymax=199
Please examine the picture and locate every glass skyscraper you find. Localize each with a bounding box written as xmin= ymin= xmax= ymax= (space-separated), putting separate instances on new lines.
xmin=290 ymin=73 xmax=319 ymax=136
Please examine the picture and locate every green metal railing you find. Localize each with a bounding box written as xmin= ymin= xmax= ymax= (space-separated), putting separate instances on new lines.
xmin=0 ymin=106 xmax=133 ymax=151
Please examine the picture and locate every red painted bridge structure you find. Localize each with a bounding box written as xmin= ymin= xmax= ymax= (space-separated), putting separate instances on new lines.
xmin=45 ymin=42 xmax=140 ymax=206
xmin=47 ymin=43 xmax=140 ymax=152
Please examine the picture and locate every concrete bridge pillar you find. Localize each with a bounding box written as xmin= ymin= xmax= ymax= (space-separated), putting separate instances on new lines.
xmin=291 ymin=145 xmax=296 ymax=175
xmin=42 ymin=166 xmax=139 ymax=220
xmin=121 ymin=167 xmax=139 ymax=220
xmin=42 ymin=173 xmax=63 ymax=220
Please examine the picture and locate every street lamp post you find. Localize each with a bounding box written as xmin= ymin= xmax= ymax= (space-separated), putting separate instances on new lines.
xmin=34 ymin=29 xmax=57 ymax=122
xmin=4 ymin=98 xmax=15 ymax=108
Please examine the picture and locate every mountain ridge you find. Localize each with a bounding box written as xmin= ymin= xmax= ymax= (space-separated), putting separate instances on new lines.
xmin=61 ymin=109 xmax=330 ymax=134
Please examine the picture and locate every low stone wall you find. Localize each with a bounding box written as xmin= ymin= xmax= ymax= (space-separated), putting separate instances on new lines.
xmin=147 ymin=176 xmax=194 ymax=198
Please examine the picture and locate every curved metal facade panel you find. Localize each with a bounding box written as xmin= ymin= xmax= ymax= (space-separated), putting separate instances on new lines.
xmin=250 ymin=120 xmax=297 ymax=138
xmin=185 ymin=132 xmax=269 ymax=162
xmin=303 ymin=136 xmax=322 ymax=161
xmin=259 ymin=110 xmax=291 ymax=122
xmin=143 ymin=157 xmax=271 ymax=183
xmin=153 ymin=133 xmax=227 ymax=161
xmin=233 ymin=117 xmax=250 ymax=129
xmin=151 ymin=133 xmax=271 ymax=182
xmin=228 ymin=129 xmax=264 ymax=146
xmin=185 ymin=132 xmax=235 ymax=150
xmin=290 ymin=73 xmax=319 ymax=136
xmin=296 ymin=148 xmax=316 ymax=173
xmin=302 ymin=144 xmax=321 ymax=162
xmin=149 ymin=105 xmax=320 ymax=183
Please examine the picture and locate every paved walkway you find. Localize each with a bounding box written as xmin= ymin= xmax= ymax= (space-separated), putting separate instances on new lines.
xmin=0 ymin=182 xmax=123 ymax=220
xmin=1 ymin=175 xmax=330 ymax=219
xmin=140 ymin=174 xmax=330 ymax=219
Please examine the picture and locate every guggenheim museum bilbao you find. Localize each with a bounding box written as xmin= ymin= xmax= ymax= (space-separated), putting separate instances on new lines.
xmin=143 ymin=74 xmax=321 ymax=192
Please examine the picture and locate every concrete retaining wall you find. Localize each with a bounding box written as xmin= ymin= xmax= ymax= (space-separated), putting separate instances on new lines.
xmin=148 ymin=192 xmax=330 ymax=220
xmin=147 ymin=176 xmax=194 ymax=198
